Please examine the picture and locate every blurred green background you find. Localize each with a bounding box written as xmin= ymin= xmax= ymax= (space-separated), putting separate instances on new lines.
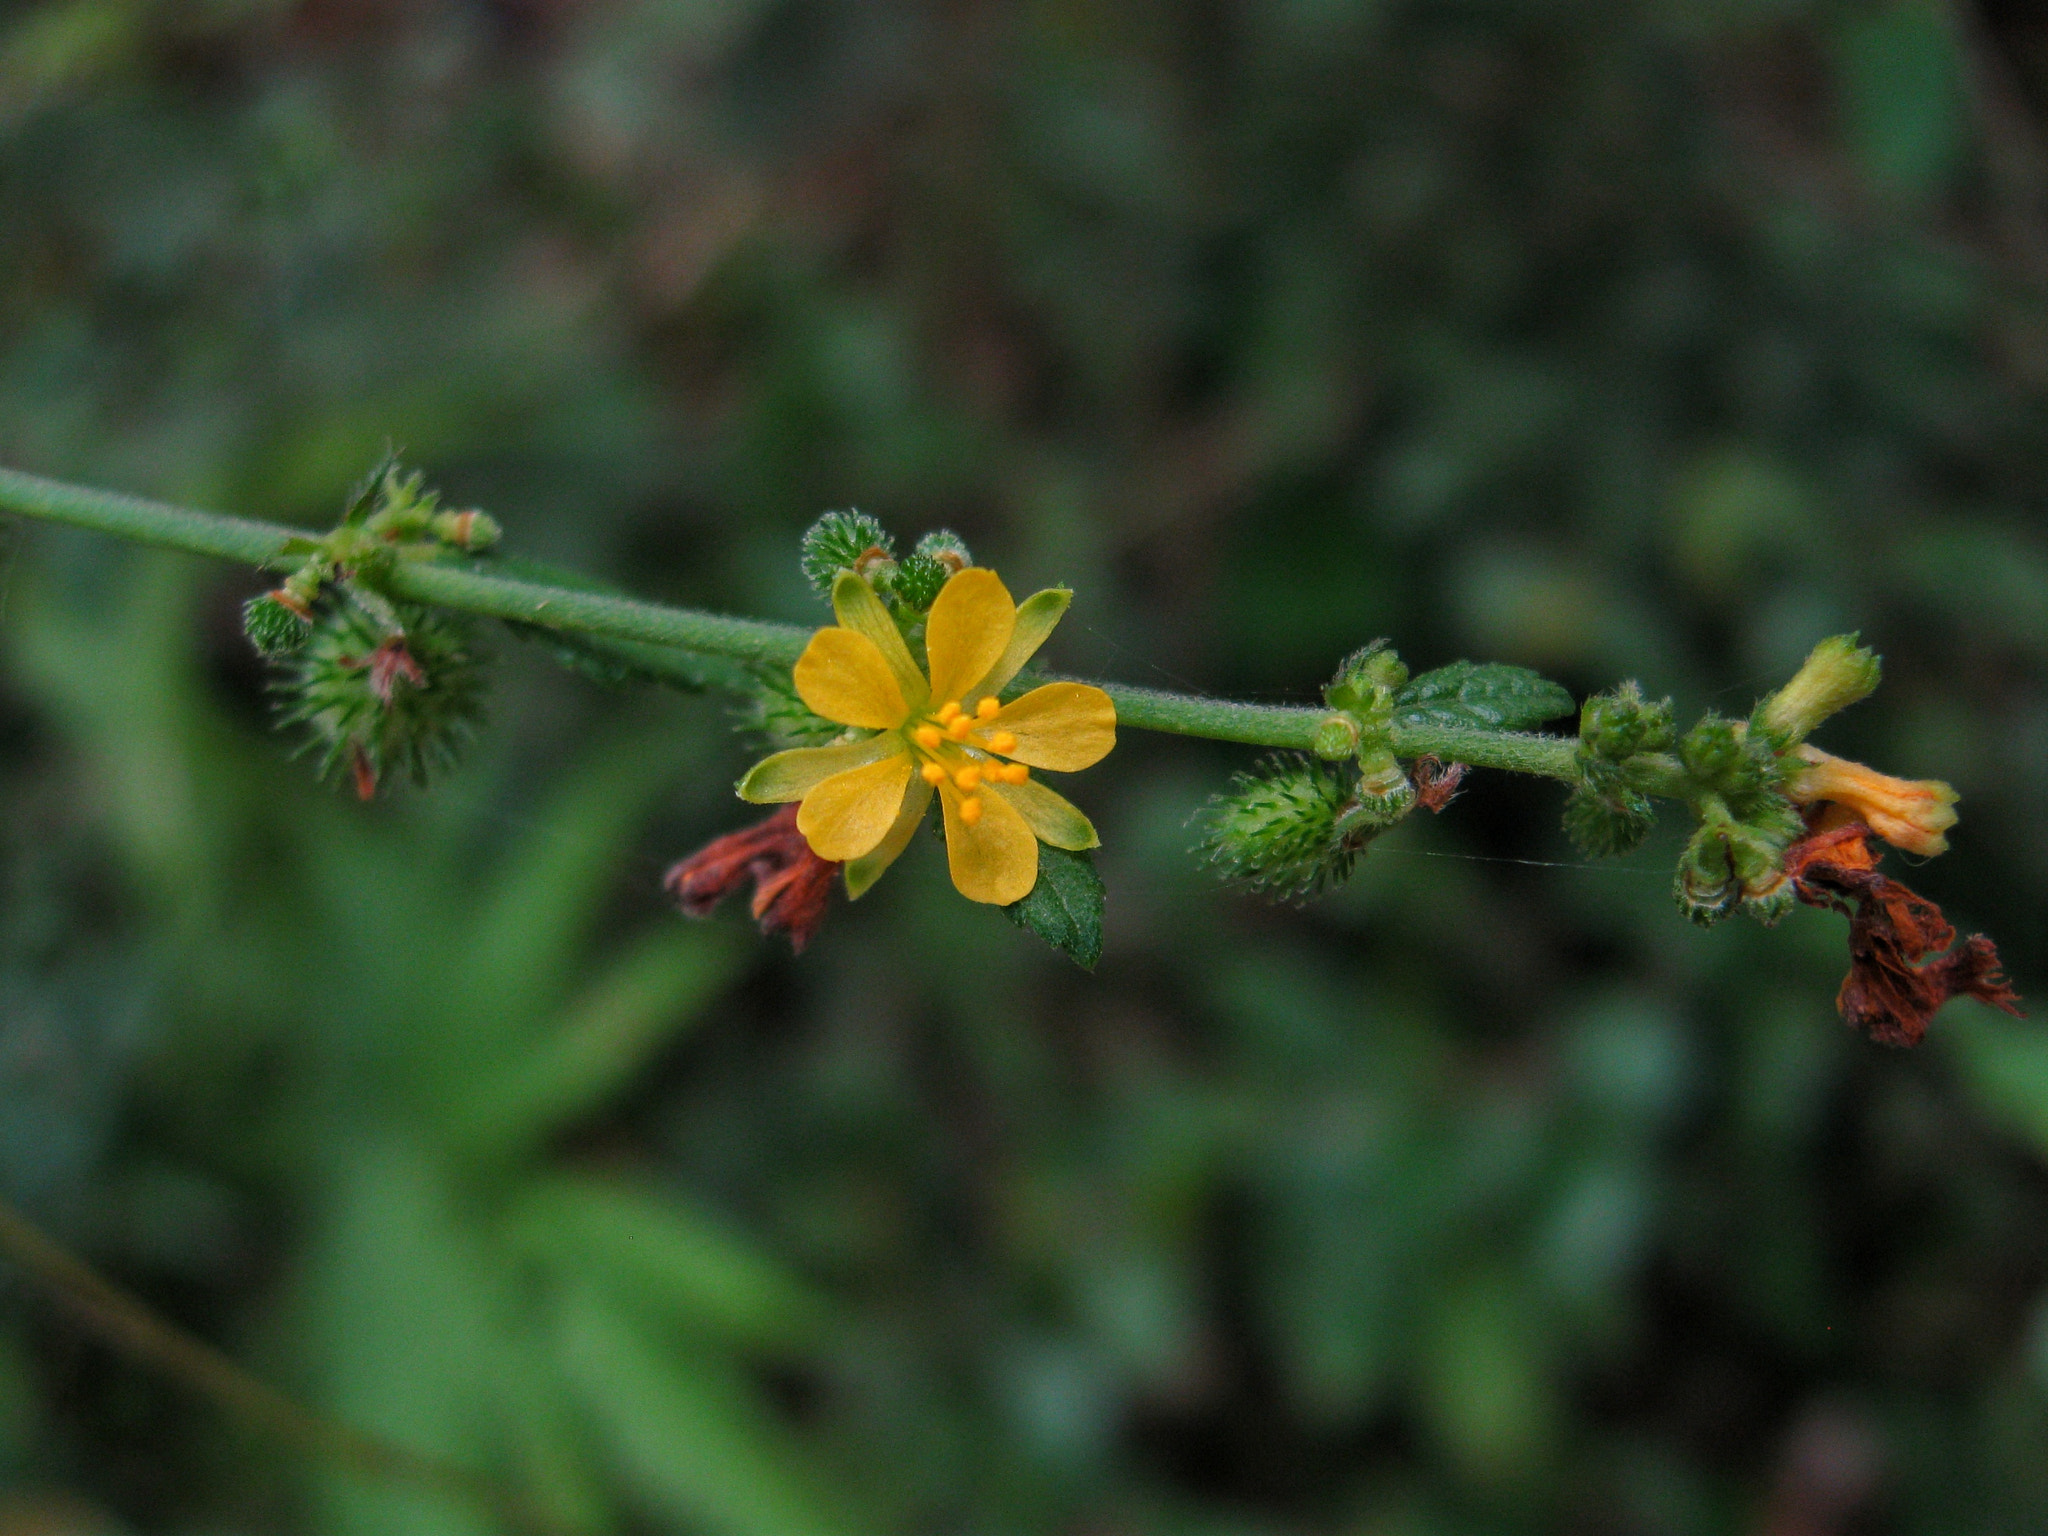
xmin=3 ymin=1 xmax=2048 ymax=1531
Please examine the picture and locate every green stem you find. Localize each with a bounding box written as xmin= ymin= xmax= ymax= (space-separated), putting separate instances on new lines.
xmin=0 ymin=463 xmax=1580 ymax=770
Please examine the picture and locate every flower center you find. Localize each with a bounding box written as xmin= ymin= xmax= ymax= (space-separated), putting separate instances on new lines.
xmin=908 ymin=695 xmax=1030 ymax=825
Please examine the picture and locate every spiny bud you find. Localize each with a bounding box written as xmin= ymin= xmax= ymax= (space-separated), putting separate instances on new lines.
xmin=1579 ymin=681 xmax=1675 ymax=761
xmin=273 ymin=594 xmax=485 ymax=799
xmin=891 ymin=552 xmax=949 ymax=612
xmin=1200 ymin=755 xmax=1367 ymax=900
xmin=430 ymin=508 xmax=501 ymax=553
xmin=1752 ymin=634 xmax=1881 ymax=749
xmin=800 ymin=511 xmax=894 ymax=595
xmin=243 ymin=590 xmax=313 ymax=657
xmin=1562 ymin=782 xmax=1656 ymax=858
xmin=912 ymin=529 xmax=972 ymax=573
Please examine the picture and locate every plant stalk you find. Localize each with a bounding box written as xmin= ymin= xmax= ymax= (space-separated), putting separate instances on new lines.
xmin=0 ymin=463 xmax=1580 ymax=773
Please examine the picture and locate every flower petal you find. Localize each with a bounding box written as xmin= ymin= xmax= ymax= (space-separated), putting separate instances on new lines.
xmin=737 ymin=734 xmax=902 ymax=803
xmin=832 ymin=572 xmax=930 ymax=711
xmin=797 ymin=752 xmax=916 ymax=861
xmin=988 ymin=775 xmax=1098 ymax=850
xmin=983 ymin=682 xmax=1116 ymax=771
xmin=926 ymin=568 xmax=1016 ymax=706
xmin=843 ymin=776 xmax=934 ymax=900
xmin=967 ymin=587 xmax=1070 ymax=700
xmin=793 ymin=627 xmax=910 ymax=730
xmin=939 ymin=780 xmax=1038 ymax=905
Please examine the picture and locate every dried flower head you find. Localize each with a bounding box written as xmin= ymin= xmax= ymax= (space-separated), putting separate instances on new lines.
xmin=666 ymin=805 xmax=840 ymax=953
xmin=1784 ymin=821 xmax=2022 ymax=1046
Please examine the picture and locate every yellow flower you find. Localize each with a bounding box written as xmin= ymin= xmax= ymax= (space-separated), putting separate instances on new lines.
xmin=1784 ymin=744 xmax=1958 ymax=857
xmin=738 ymin=568 xmax=1116 ymax=905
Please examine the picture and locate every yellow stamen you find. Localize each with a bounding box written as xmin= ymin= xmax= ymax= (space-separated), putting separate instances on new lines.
xmin=955 ymin=766 xmax=981 ymax=791
xmin=987 ymin=730 xmax=1017 ymax=753
xmin=937 ymin=700 xmax=962 ymax=723
xmin=920 ymin=761 xmax=948 ymax=785
xmin=946 ymin=714 xmax=975 ymax=741
xmin=959 ymin=796 xmax=983 ymax=825
xmin=976 ymin=696 xmax=1000 ymax=719
xmin=999 ymin=762 xmax=1029 ymax=785
xmin=914 ymin=725 xmax=944 ymax=750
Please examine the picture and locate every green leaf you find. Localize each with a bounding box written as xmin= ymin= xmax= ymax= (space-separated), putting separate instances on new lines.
xmin=553 ymin=1287 xmax=855 ymax=1536
xmin=506 ymin=1174 xmax=829 ymax=1350
xmin=448 ymin=927 xmax=740 ymax=1165
xmin=1003 ymin=845 xmax=1104 ymax=970
xmin=1395 ymin=661 xmax=1575 ymax=733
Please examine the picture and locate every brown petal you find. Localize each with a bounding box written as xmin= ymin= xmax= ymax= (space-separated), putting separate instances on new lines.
xmin=665 ymin=805 xmax=841 ymax=953
xmin=1412 ymin=756 xmax=1468 ymax=813
xmin=1785 ymin=821 xmax=2023 ymax=1047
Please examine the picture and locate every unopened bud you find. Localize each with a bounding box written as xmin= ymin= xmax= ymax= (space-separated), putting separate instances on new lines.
xmin=1753 ymin=634 xmax=1881 ymax=748
xmin=243 ymin=591 xmax=314 ymax=657
xmin=1200 ymin=755 xmax=1367 ymax=900
xmin=1678 ymin=715 xmax=1746 ymax=785
xmin=1325 ymin=640 xmax=1408 ymax=713
xmin=891 ymin=552 xmax=949 ymax=612
xmin=799 ymin=510 xmax=894 ymax=595
xmin=431 ymin=508 xmax=501 ymax=553
xmin=1579 ymin=681 xmax=1674 ymax=762
xmin=1311 ymin=713 xmax=1360 ymax=760
xmin=912 ymin=529 xmax=972 ymax=574
xmin=1562 ymin=782 xmax=1656 ymax=857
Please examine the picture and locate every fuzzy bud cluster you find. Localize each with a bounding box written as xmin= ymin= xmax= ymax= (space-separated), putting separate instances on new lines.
xmin=274 ymin=591 xmax=485 ymax=799
xmin=797 ymin=512 xmax=973 ymax=616
xmin=799 ymin=510 xmax=894 ymax=595
xmin=1667 ymin=712 xmax=1805 ymax=926
xmin=1200 ymin=755 xmax=1371 ymax=899
xmin=1562 ymin=682 xmax=1672 ymax=858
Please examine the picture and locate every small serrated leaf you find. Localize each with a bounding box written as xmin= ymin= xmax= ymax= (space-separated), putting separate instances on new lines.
xmin=1395 ymin=661 xmax=1575 ymax=732
xmin=1003 ymin=845 xmax=1104 ymax=970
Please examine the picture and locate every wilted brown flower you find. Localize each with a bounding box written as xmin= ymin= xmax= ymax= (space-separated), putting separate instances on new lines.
xmin=1411 ymin=755 xmax=1468 ymax=813
xmin=1784 ymin=821 xmax=2022 ymax=1047
xmin=665 ymin=805 xmax=840 ymax=953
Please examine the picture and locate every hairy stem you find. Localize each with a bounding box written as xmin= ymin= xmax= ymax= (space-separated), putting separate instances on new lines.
xmin=0 ymin=463 xmax=1581 ymax=770
xmin=0 ymin=1196 xmax=586 ymax=1536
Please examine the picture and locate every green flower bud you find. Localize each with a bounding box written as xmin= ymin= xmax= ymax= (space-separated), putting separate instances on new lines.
xmin=1678 ymin=714 xmax=1746 ymax=784
xmin=1201 ymin=755 xmax=1370 ymax=900
xmin=891 ymin=552 xmax=949 ymax=612
xmin=912 ymin=529 xmax=972 ymax=572
xmin=1562 ymin=782 xmax=1656 ymax=858
xmin=1674 ymin=819 xmax=1740 ymax=927
xmin=430 ymin=508 xmax=501 ymax=553
xmin=1674 ymin=810 xmax=1792 ymax=927
xmin=273 ymin=593 xmax=486 ymax=798
xmin=1579 ymin=681 xmax=1675 ymax=761
xmin=1325 ymin=640 xmax=1407 ymax=713
xmin=1752 ymin=634 xmax=1881 ymax=748
xmin=1740 ymin=871 xmax=1798 ymax=927
xmin=1311 ymin=713 xmax=1360 ymax=760
xmin=799 ymin=510 xmax=894 ymax=595
xmin=243 ymin=591 xmax=313 ymax=657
